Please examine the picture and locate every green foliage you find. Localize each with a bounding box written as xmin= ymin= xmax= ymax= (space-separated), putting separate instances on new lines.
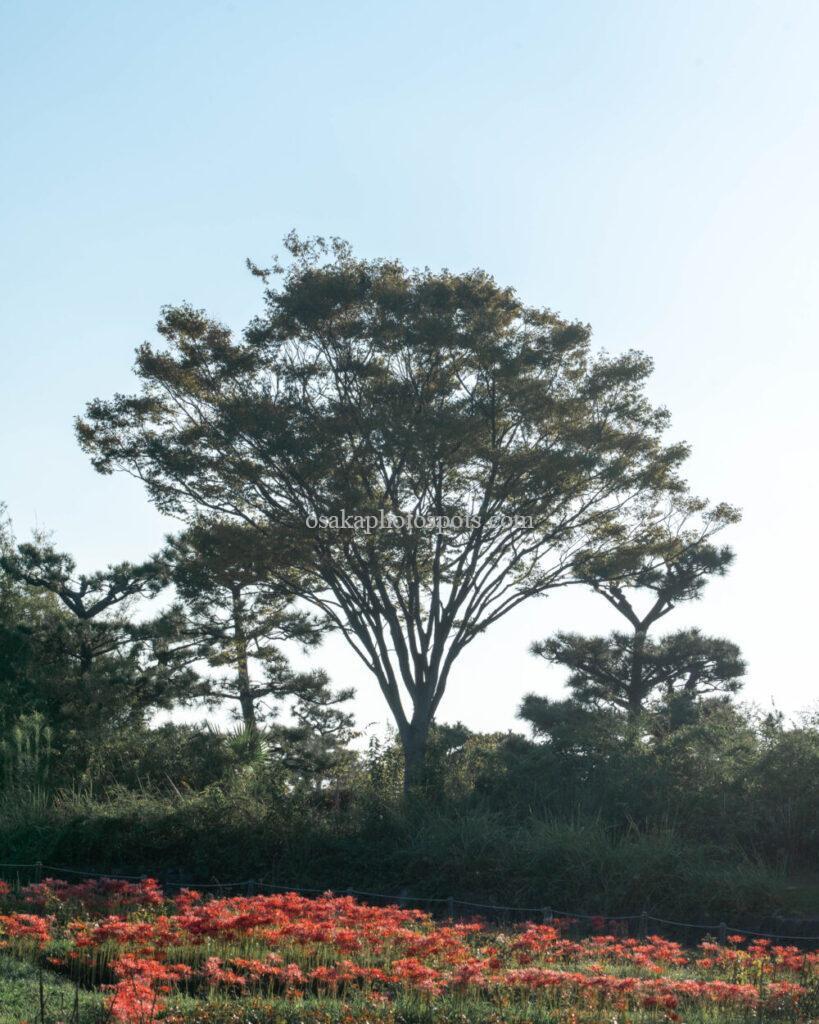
xmin=529 ymin=497 xmax=744 ymax=727
xmin=0 ymin=711 xmax=52 ymax=799
xmin=529 ymin=629 xmax=745 ymax=722
xmin=0 ymin=955 xmax=102 ymax=1024
xmin=0 ymin=236 xmax=811 ymax=929
xmin=0 ymin=516 xmax=358 ymax=793
xmin=155 ymin=998 xmax=812 ymax=1024
xmin=80 ymin=722 xmax=266 ymax=792
xmin=0 ymin=707 xmax=815 ymax=918
xmin=77 ymin=234 xmax=699 ymax=786
xmin=161 ymin=522 xmax=329 ymax=730
xmin=0 ymin=527 xmax=201 ymax=782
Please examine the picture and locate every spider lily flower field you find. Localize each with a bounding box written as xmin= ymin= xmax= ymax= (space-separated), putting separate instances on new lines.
xmin=0 ymin=878 xmax=816 ymax=1024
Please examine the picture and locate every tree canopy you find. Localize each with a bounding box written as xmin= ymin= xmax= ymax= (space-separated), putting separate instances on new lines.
xmin=161 ymin=521 xmax=326 ymax=730
xmin=78 ymin=234 xmax=705 ymax=787
xmin=525 ymin=496 xmax=744 ymax=728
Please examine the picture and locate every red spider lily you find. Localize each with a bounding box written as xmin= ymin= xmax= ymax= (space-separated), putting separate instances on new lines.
xmin=765 ymin=980 xmax=808 ymax=1004
xmin=7 ymin=876 xmax=812 ymax=1017
xmin=104 ymin=977 xmax=164 ymax=1024
xmin=67 ymin=913 xmax=182 ymax=951
xmin=280 ymin=962 xmax=307 ymax=989
xmin=641 ymin=993 xmax=679 ymax=1009
xmin=228 ymin=956 xmax=283 ymax=980
xmin=0 ymin=912 xmax=52 ymax=946
xmin=203 ymin=956 xmax=247 ymax=987
xmin=238 ymin=960 xmax=306 ymax=991
xmin=100 ymin=954 xmax=193 ymax=1023
xmin=21 ymin=877 xmax=164 ymax=915
xmin=111 ymin=954 xmax=193 ymax=983
xmin=449 ymin=956 xmax=494 ymax=990
xmin=171 ymin=888 xmax=202 ymax=911
xmin=390 ymin=956 xmax=445 ymax=995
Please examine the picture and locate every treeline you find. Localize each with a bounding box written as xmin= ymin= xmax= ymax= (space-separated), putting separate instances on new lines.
xmin=0 ymin=512 xmax=356 ymax=791
xmin=1 ymin=508 xmax=817 ymax=919
xmin=0 ymin=492 xmax=758 ymax=795
xmin=0 ymin=710 xmax=816 ymax=920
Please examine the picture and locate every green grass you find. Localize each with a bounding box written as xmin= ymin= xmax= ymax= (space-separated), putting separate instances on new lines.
xmin=144 ymin=991 xmax=819 ymax=1024
xmin=2 ymin=954 xmax=815 ymax=1024
xmin=0 ymin=954 xmax=103 ymax=1024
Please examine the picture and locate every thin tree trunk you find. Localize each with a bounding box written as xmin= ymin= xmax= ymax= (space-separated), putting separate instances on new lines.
xmin=78 ymin=632 xmax=93 ymax=676
xmin=230 ymin=584 xmax=257 ymax=732
xmin=628 ymin=627 xmax=647 ymax=719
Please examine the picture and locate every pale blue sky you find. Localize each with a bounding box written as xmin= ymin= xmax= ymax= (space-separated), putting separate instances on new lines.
xmin=1 ymin=0 xmax=817 ymax=733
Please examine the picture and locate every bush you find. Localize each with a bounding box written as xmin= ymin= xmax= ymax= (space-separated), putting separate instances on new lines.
xmin=0 ymin=708 xmax=815 ymax=922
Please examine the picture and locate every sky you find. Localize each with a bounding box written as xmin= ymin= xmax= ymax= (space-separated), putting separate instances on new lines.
xmin=1 ymin=0 xmax=817 ymax=737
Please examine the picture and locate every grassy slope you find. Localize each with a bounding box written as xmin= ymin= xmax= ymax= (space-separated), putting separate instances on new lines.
xmin=0 ymin=955 xmax=102 ymax=1024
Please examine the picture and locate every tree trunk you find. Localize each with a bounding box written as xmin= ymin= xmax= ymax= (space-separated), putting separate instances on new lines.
xmin=78 ymin=631 xmax=94 ymax=677
xmin=237 ymin=685 xmax=256 ymax=732
xmin=627 ymin=627 xmax=647 ymax=719
xmin=230 ymin=585 xmax=257 ymax=732
xmin=400 ymin=715 xmax=432 ymax=795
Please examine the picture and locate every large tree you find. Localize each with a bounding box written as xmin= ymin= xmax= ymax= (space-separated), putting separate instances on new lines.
xmin=77 ymin=234 xmax=694 ymax=788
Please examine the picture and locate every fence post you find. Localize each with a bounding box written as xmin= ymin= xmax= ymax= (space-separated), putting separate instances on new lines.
xmin=541 ymin=906 xmax=553 ymax=924
xmin=34 ymin=861 xmax=42 ymax=884
xmin=718 ymin=922 xmax=727 ymax=945
xmin=447 ymin=896 xmax=455 ymax=919
xmin=38 ymin=963 xmax=45 ymax=1024
xmin=246 ymin=879 xmax=256 ymax=896
xmin=639 ymin=910 xmax=648 ymax=939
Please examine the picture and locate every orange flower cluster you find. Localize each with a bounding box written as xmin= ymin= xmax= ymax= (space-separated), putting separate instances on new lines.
xmin=1 ymin=879 xmax=816 ymax=1023
xmin=0 ymin=911 xmax=52 ymax=947
xmin=104 ymin=956 xmax=194 ymax=1023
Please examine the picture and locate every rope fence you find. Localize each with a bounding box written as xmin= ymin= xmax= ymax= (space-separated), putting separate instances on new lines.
xmin=1 ymin=861 xmax=817 ymax=944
